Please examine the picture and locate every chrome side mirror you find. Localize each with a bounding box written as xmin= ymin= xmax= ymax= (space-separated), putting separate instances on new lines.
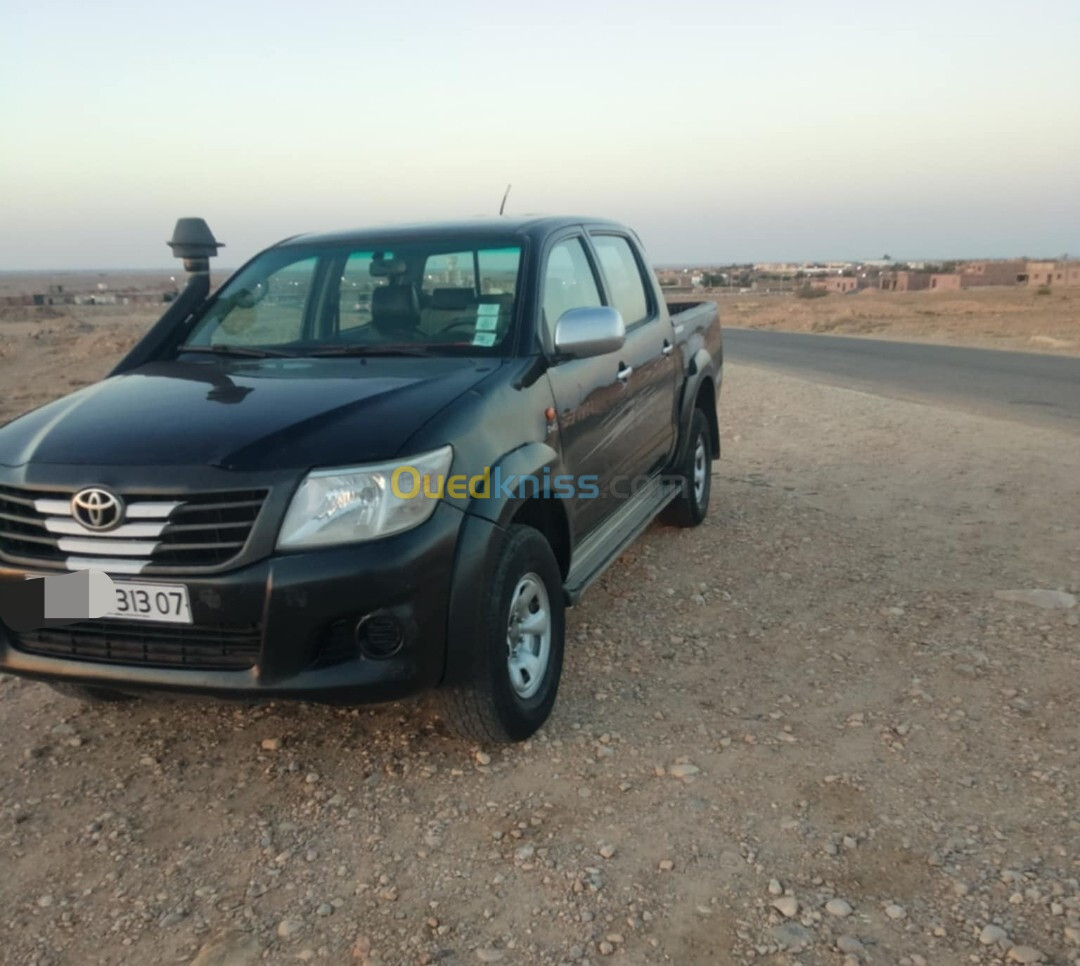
xmin=553 ymin=306 xmax=625 ymax=359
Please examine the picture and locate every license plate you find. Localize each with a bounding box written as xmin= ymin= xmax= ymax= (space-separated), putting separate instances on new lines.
xmin=110 ymin=581 xmax=193 ymax=624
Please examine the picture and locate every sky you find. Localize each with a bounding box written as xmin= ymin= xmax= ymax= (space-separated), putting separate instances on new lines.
xmin=1 ymin=0 xmax=1078 ymax=269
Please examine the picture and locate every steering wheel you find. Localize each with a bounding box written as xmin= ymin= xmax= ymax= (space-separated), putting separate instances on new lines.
xmin=436 ymin=317 xmax=481 ymax=336
xmin=369 ymin=320 xmax=426 ymax=342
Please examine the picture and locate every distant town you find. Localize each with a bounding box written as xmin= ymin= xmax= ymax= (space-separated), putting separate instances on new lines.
xmin=657 ymin=257 xmax=1080 ymax=295
xmin=3 ymin=255 xmax=1079 ymax=309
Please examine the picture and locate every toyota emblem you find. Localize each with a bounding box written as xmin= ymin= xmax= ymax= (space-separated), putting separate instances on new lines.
xmin=71 ymin=487 xmax=125 ymax=532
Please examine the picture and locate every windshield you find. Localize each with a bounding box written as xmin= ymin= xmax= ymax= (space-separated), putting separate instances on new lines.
xmin=182 ymin=239 xmax=523 ymax=356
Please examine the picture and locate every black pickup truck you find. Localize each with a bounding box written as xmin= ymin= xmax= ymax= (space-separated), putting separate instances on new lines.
xmin=0 ymin=216 xmax=722 ymax=741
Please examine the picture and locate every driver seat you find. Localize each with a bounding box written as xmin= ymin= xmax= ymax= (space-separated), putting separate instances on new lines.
xmin=371 ymin=284 xmax=421 ymax=338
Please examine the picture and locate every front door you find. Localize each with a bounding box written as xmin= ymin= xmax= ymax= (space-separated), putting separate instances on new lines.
xmin=542 ymin=236 xmax=632 ymax=537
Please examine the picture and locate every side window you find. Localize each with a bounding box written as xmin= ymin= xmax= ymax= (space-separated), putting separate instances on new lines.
xmin=591 ymin=235 xmax=650 ymax=327
xmin=339 ymin=252 xmax=388 ymax=330
xmin=542 ymin=238 xmax=602 ymax=333
xmin=207 ymin=256 xmax=318 ymax=346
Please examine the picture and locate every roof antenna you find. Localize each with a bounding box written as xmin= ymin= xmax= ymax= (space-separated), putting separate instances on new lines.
xmin=499 ymin=184 xmax=512 ymax=216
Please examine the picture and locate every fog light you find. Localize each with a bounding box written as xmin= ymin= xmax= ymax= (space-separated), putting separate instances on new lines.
xmin=355 ymin=613 xmax=404 ymax=659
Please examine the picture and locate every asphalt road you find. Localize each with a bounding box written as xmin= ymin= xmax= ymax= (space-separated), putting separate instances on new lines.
xmin=723 ymin=328 xmax=1080 ymax=432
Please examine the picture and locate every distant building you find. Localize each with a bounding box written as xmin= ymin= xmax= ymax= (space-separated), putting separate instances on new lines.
xmin=960 ymin=260 xmax=1026 ymax=287
xmin=810 ymin=276 xmax=860 ymax=294
xmin=929 ymin=273 xmax=962 ymax=291
xmin=1025 ymin=259 xmax=1080 ymax=287
xmin=880 ymin=270 xmax=931 ymax=292
xmin=1025 ymin=261 xmax=1055 ymax=285
xmin=827 ymin=276 xmax=859 ymax=293
xmin=656 ymin=268 xmax=705 ymax=290
xmin=1058 ymin=262 xmax=1080 ymax=286
xmin=752 ymin=262 xmax=802 ymax=276
xmin=32 ymin=292 xmax=71 ymax=306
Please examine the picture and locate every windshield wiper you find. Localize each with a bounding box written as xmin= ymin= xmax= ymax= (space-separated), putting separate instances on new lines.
xmin=305 ymin=344 xmax=436 ymax=358
xmin=178 ymin=344 xmax=294 ymax=358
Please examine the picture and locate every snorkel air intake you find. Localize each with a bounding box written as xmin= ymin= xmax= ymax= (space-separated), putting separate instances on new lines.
xmin=110 ymin=218 xmax=225 ymax=376
xmin=167 ymin=217 xmax=224 ymax=276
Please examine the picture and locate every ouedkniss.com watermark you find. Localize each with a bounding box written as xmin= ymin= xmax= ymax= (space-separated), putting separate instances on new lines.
xmin=390 ymin=465 xmax=690 ymax=501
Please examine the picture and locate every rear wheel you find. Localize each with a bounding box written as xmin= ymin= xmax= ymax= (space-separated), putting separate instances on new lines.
xmin=661 ymin=408 xmax=712 ymax=528
xmin=436 ymin=525 xmax=565 ymax=743
xmin=47 ymin=682 xmax=136 ymax=703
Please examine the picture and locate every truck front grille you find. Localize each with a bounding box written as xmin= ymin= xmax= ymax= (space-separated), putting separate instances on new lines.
xmin=0 ymin=485 xmax=267 ymax=574
xmin=9 ymin=619 xmax=261 ymax=670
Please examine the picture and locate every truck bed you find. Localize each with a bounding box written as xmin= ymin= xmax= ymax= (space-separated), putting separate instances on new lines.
xmin=666 ymin=301 xmax=712 ymax=316
xmin=666 ymin=300 xmax=718 ymax=340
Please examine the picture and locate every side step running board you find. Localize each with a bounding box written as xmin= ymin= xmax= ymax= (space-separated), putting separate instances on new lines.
xmin=564 ymin=476 xmax=679 ymax=605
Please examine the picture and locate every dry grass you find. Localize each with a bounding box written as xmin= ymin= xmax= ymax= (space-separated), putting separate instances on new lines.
xmin=707 ymin=286 xmax=1080 ymax=354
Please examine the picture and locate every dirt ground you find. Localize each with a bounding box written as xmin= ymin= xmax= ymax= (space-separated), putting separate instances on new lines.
xmin=0 ymin=306 xmax=157 ymax=424
xmin=1 ymin=309 xmax=1078 ymax=966
xmin=703 ymin=287 xmax=1080 ymax=356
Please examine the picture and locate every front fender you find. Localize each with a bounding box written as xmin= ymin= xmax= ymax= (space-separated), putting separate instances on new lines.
xmin=441 ymin=440 xmax=561 ymax=685
xmin=442 ymin=509 xmax=503 ymax=685
xmin=465 ymin=441 xmax=561 ymax=530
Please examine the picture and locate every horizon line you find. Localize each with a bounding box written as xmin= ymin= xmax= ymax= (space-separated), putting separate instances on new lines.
xmin=2 ymin=252 xmax=1075 ymax=275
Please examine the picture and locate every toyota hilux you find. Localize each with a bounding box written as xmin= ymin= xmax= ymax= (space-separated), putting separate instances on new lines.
xmin=0 ymin=216 xmax=722 ymax=741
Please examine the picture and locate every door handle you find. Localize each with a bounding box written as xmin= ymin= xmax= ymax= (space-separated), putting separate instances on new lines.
xmin=617 ymin=364 xmax=633 ymax=382
xmin=661 ymin=341 xmax=674 ymax=356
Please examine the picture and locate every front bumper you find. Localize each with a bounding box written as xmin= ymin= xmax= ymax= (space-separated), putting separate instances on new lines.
xmin=0 ymin=502 xmax=466 ymax=703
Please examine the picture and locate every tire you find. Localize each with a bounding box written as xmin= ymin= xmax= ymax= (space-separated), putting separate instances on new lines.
xmin=47 ymin=682 xmax=137 ymax=703
xmin=436 ymin=524 xmax=565 ymax=743
xmin=661 ymin=408 xmax=712 ymax=528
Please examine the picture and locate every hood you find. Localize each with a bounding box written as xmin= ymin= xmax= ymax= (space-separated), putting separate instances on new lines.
xmin=0 ymin=357 xmax=495 ymax=471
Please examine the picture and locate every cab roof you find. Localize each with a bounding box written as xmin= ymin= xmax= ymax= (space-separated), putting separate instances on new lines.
xmin=273 ymin=216 xmax=631 ymax=251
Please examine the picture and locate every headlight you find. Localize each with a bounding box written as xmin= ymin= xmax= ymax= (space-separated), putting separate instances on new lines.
xmin=277 ymin=446 xmax=453 ymax=549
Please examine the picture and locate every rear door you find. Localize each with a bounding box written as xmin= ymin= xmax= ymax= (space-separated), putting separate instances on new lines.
xmin=586 ymin=231 xmax=679 ymax=477
xmin=541 ymin=234 xmax=631 ymax=536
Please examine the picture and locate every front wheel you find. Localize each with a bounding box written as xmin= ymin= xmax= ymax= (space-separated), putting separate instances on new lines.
xmin=661 ymin=408 xmax=712 ymax=528
xmin=436 ymin=525 xmax=565 ymax=743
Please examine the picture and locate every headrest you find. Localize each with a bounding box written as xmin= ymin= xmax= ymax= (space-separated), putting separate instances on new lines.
xmin=371 ymin=285 xmax=420 ymax=333
xmin=430 ymin=288 xmax=475 ymax=310
xmin=370 ymin=254 xmax=407 ymax=277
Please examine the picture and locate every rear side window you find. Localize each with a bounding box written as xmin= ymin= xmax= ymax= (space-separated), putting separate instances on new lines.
xmin=591 ymin=235 xmax=650 ymax=327
xmin=421 ymin=251 xmax=475 ymax=297
xmin=478 ymin=247 xmax=521 ymax=297
xmin=419 ymin=247 xmax=522 ymax=345
xmin=542 ymin=238 xmax=602 ymax=331
xmin=419 ymin=248 xmax=521 ymax=298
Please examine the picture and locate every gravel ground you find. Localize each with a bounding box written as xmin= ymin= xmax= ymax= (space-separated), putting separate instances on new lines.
xmin=2 ymin=360 xmax=1078 ymax=966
